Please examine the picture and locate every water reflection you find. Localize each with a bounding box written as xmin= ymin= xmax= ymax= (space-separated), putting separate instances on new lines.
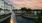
xmin=10 ymin=11 xmax=16 ymax=23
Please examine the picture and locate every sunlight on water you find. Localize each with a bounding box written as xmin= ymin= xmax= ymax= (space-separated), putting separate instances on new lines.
xmin=10 ymin=19 xmax=14 ymax=23
xmin=10 ymin=11 xmax=16 ymax=23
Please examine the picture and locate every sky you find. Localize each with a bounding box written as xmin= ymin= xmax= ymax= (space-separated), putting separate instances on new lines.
xmin=4 ymin=0 xmax=42 ymax=9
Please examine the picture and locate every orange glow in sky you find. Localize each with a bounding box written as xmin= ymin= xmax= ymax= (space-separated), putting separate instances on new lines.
xmin=9 ymin=0 xmax=42 ymax=9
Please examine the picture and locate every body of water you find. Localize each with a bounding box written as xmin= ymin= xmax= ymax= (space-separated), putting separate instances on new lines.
xmin=16 ymin=16 xmax=36 ymax=23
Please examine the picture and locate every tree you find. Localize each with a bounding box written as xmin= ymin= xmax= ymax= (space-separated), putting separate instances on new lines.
xmin=21 ymin=7 xmax=27 ymax=11
xmin=26 ymin=8 xmax=32 ymax=14
xmin=21 ymin=7 xmax=32 ymax=14
xmin=38 ymin=11 xmax=42 ymax=23
xmin=0 ymin=8 xmax=3 ymax=11
xmin=26 ymin=8 xmax=31 ymax=12
xmin=4 ymin=9 xmax=9 ymax=11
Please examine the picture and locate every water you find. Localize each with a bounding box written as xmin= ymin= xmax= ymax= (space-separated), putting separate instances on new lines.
xmin=16 ymin=16 xmax=36 ymax=23
xmin=10 ymin=11 xmax=17 ymax=23
xmin=1 ymin=11 xmax=36 ymax=23
xmin=10 ymin=11 xmax=36 ymax=23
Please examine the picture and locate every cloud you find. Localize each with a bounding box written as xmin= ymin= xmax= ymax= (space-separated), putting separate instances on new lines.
xmin=4 ymin=0 xmax=42 ymax=9
xmin=4 ymin=0 xmax=13 ymax=4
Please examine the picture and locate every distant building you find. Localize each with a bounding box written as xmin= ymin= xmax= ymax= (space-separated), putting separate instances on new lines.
xmin=13 ymin=9 xmax=41 ymax=15
xmin=13 ymin=9 xmax=22 ymax=15
xmin=0 ymin=0 xmax=13 ymax=13
xmin=31 ymin=9 xmax=41 ymax=15
xmin=0 ymin=0 xmax=12 ymax=10
xmin=0 ymin=0 xmax=4 ymax=9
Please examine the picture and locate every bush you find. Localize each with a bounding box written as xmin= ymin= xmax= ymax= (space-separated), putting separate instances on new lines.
xmin=0 ymin=13 xmax=11 ymax=19
xmin=37 ymin=11 xmax=42 ymax=23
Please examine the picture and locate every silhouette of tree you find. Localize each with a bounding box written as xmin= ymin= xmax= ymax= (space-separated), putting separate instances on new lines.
xmin=21 ymin=7 xmax=32 ymax=14
xmin=26 ymin=8 xmax=31 ymax=12
xmin=21 ymin=7 xmax=27 ymax=11
xmin=4 ymin=9 xmax=9 ymax=11
xmin=25 ymin=8 xmax=32 ymax=14
xmin=0 ymin=8 xmax=3 ymax=11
